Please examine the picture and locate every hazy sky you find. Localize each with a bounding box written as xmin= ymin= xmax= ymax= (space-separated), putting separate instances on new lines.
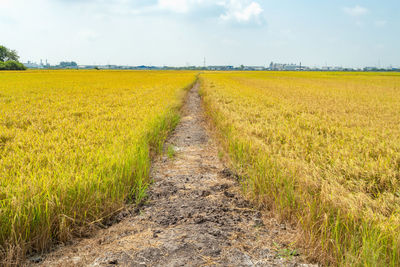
xmin=0 ymin=0 xmax=399 ymax=67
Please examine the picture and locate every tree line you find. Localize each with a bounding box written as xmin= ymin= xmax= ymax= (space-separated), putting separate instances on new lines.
xmin=0 ymin=45 xmax=26 ymax=70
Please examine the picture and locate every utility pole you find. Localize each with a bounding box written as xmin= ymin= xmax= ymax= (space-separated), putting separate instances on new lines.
xmin=203 ymin=57 xmax=206 ymax=69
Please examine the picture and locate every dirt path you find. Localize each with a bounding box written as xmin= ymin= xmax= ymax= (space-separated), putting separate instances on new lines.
xmin=31 ymin=83 xmax=315 ymax=266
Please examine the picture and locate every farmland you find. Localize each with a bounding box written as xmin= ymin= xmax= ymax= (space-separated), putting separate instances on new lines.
xmin=2 ymin=70 xmax=400 ymax=266
xmin=200 ymin=71 xmax=400 ymax=266
xmin=0 ymin=70 xmax=197 ymax=262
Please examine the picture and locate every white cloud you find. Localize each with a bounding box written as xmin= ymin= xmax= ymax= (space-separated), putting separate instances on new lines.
xmin=158 ymin=0 xmax=190 ymax=13
xmin=155 ymin=0 xmax=265 ymax=24
xmin=343 ymin=5 xmax=368 ymax=16
xmin=220 ymin=0 xmax=264 ymax=24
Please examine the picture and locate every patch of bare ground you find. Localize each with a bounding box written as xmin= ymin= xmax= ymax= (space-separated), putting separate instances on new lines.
xmin=28 ymin=83 xmax=317 ymax=266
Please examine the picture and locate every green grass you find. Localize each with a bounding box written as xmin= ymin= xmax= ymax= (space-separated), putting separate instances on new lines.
xmin=167 ymin=144 xmax=177 ymax=159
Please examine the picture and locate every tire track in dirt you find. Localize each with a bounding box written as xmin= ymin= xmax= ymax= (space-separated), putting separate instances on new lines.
xmin=31 ymin=83 xmax=316 ymax=266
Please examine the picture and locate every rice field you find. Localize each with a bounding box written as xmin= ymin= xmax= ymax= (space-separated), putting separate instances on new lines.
xmin=200 ymin=71 xmax=400 ymax=266
xmin=0 ymin=70 xmax=197 ymax=263
xmin=2 ymin=69 xmax=400 ymax=266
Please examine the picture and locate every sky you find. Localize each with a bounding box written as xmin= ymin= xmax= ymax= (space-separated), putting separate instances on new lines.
xmin=0 ymin=0 xmax=399 ymax=67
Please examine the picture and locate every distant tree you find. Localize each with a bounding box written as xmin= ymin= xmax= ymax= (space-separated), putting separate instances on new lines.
xmin=0 ymin=45 xmax=19 ymax=62
xmin=0 ymin=46 xmax=6 ymax=62
xmin=7 ymin=49 xmax=19 ymax=61
xmin=4 ymin=60 xmax=26 ymax=70
xmin=59 ymin=61 xmax=78 ymax=68
xmin=0 ymin=45 xmax=25 ymax=70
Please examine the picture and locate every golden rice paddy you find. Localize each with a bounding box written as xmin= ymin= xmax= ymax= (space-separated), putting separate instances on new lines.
xmin=2 ymin=69 xmax=400 ymax=266
xmin=0 ymin=70 xmax=197 ymax=263
xmin=200 ymin=71 xmax=400 ymax=266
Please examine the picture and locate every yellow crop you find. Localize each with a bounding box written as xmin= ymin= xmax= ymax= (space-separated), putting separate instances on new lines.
xmin=0 ymin=70 xmax=197 ymax=263
xmin=200 ymin=71 xmax=400 ymax=266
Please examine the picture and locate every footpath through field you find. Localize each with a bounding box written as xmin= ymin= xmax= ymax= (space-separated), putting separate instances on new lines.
xmin=32 ymin=83 xmax=315 ymax=266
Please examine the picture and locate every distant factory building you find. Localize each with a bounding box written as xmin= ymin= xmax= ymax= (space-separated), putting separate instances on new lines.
xmin=269 ymin=62 xmax=307 ymax=71
xmin=243 ymin=66 xmax=265 ymax=71
xmin=23 ymin=61 xmax=41 ymax=69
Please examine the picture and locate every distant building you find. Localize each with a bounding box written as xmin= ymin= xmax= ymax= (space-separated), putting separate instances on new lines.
xmin=243 ymin=66 xmax=265 ymax=71
xmin=207 ymin=66 xmax=234 ymax=70
xmin=269 ymin=62 xmax=306 ymax=71
xmin=283 ymin=64 xmax=298 ymax=71
xmin=363 ymin=67 xmax=379 ymax=71
xmin=23 ymin=61 xmax=41 ymax=69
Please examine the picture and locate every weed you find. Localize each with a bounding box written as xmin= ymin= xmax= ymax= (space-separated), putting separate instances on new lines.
xmin=167 ymin=144 xmax=176 ymax=159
